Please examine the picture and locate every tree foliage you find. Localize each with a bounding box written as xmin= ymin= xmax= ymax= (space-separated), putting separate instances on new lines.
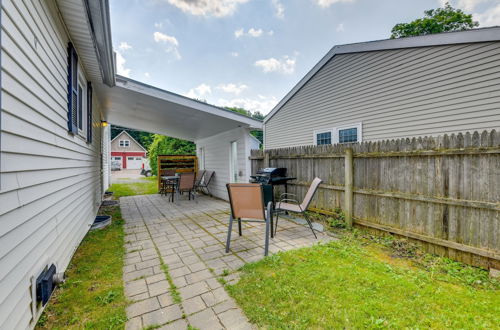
xmin=224 ymin=107 xmax=264 ymax=145
xmin=147 ymin=135 xmax=196 ymax=175
xmin=390 ymin=3 xmax=478 ymax=39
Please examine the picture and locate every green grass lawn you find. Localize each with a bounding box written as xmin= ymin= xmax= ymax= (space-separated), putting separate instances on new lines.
xmin=108 ymin=177 xmax=157 ymax=198
xmin=227 ymin=236 xmax=500 ymax=329
xmin=36 ymin=205 xmax=127 ymax=329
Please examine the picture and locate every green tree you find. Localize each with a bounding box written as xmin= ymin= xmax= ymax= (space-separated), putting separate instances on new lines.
xmin=148 ymin=135 xmax=196 ymax=175
xmin=390 ymin=3 xmax=478 ymax=39
xmin=224 ymin=107 xmax=264 ymax=145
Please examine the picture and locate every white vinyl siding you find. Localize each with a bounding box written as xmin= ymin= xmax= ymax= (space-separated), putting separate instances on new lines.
xmin=195 ymin=127 xmax=253 ymax=200
xmin=0 ymin=1 xmax=103 ymax=328
xmin=265 ymin=42 xmax=500 ymax=149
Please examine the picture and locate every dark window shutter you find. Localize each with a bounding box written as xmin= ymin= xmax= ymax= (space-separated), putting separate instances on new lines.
xmin=87 ymin=82 xmax=93 ymax=143
xmin=67 ymin=42 xmax=78 ymax=134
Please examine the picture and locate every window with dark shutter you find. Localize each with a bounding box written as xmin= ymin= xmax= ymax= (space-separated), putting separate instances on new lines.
xmin=67 ymin=42 xmax=78 ymax=134
xmin=87 ymin=82 xmax=93 ymax=143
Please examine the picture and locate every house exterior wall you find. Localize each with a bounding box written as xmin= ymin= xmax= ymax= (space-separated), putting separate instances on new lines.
xmin=195 ymin=127 xmax=253 ymax=200
xmin=0 ymin=1 xmax=104 ymax=328
xmin=111 ymin=131 xmax=146 ymax=152
xmin=111 ymin=151 xmax=146 ymax=169
xmin=264 ymin=42 xmax=500 ymax=149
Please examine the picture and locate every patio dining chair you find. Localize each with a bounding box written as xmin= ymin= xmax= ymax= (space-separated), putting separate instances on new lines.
xmin=177 ymin=172 xmax=196 ymax=201
xmin=159 ymin=169 xmax=176 ymax=196
xmin=274 ymin=177 xmax=322 ymax=239
xmin=196 ymin=170 xmax=214 ymax=196
xmin=226 ymin=183 xmax=273 ymax=256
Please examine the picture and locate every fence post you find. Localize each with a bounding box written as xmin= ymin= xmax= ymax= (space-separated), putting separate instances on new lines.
xmin=344 ymin=148 xmax=353 ymax=228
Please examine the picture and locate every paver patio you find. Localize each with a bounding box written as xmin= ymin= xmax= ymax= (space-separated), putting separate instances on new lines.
xmin=121 ymin=194 xmax=334 ymax=329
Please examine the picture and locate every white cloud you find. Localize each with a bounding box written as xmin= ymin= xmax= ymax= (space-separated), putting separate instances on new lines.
xmin=144 ymin=72 xmax=150 ymax=78
xmin=443 ymin=0 xmax=500 ymax=27
xmin=455 ymin=0 xmax=489 ymax=11
xmin=336 ymin=23 xmax=344 ymax=32
xmin=153 ymin=31 xmax=181 ymax=60
xmin=153 ymin=31 xmax=179 ymax=46
xmin=186 ymin=83 xmax=212 ymax=99
xmin=154 ymin=22 xmax=164 ymax=29
xmin=166 ymin=0 xmax=249 ymax=17
xmin=230 ymin=51 xmax=239 ymax=57
xmin=115 ymin=51 xmax=131 ymax=77
xmin=235 ymin=27 xmax=273 ymax=38
xmin=118 ymin=41 xmax=132 ymax=51
xmin=248 ymin=28 xmax=263 ymax=37
xmin=255 ymin=56 xmax=296 ymax=74
xmin=217 ymin=95 xmax=278 ymax=114
xmin=474 ymin=3 xmax=500 ymax=26
xmin=272 ymin=0 xmax=285 ymax=19
xmin=314 ymin=0 xmax=355 ymax=8
xmin=216 ymin=83 xmax=248 ymax=95
xmin=234 ymin=28 xmax=245 ymax=38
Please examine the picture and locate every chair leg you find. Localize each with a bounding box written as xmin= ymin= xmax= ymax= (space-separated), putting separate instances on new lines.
xmin=274 ymin=211 xmax=280 ymax=237
xmin=225 ymin=214 xmax=234 ymax=253
xmin=238 ymin=218 xmax=242 ymax=236
xmin=304 ymin=212 xmax=317 ymax=239
xmin=264 ymin=215 xmax=270 ymax=256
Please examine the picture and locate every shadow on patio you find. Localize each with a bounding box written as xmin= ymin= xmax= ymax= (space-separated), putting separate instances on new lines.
xmin=121 ymin=194 xmax=334 ymax=329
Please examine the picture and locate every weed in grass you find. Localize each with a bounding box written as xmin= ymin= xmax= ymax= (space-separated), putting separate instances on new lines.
xmin=221 ymin=269 xmax=230 ymax=276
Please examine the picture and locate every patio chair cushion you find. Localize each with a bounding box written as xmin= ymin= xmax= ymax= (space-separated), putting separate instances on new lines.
xmin=276 ymin=201 xmax=302 ymax=213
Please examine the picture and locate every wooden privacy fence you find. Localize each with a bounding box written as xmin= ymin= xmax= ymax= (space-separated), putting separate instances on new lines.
xmin=251 ymin=130 xmax=500 ymax=269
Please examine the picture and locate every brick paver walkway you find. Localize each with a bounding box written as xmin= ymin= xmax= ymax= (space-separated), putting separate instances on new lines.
xmin=121 ymin=194 xmax=334 ymax=330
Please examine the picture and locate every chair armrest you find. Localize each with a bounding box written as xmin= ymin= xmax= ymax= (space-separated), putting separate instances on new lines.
xmin=279 ymin=198 xmax=300 ymax=204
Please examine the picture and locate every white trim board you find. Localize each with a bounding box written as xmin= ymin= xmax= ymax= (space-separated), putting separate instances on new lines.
xmin=264 ymin=27 xmax=500 ymax=124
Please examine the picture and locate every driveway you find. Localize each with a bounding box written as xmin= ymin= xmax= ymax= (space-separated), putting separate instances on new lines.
xmin=112 ymin=169 xmax=145 ymax=183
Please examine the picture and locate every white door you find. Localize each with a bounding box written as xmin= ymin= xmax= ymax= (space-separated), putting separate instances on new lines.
xmin=127 ymin=156 xmax=143 ymax=169
xmin=230 ymin=141 xmax=238 ymax=183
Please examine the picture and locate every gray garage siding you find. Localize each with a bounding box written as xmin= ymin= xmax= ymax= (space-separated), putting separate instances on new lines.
xmin=264 ymin=42 xmax=500 ymax=149
xmin=0 ymin=0 xmax=104 ymax=328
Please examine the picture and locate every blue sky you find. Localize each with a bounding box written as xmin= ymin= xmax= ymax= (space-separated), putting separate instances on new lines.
xmin=109 ymin=0 xmax=500 ymax=115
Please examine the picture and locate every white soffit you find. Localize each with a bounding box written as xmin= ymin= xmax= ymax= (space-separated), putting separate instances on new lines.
xmin=96 ymin=76 xmax=263 ymax=141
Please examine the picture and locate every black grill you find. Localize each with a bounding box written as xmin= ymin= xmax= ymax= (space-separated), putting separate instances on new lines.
xmin=250 ymin=168 xmax=296 ymax=205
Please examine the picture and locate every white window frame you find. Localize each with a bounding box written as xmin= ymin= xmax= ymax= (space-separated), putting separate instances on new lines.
xmin=334 ymin=122 xmax=362 ymax=144
xmin=313 ymin=128 xmax=334 ymax=146
xmin=119 ymin=140 xmax=130 ymax=147
xmin=77 ymin=71 xmax=87 ymax=138
xmin=313 ymin=122 xmax=363 ymax=145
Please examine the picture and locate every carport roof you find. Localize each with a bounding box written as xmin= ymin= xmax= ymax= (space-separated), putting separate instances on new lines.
xmin=95 ymin=76 xmax=263 ymax=141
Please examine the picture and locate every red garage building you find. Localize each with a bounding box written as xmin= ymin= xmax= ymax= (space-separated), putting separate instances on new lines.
xmin=111 ymin=131 xmax=147 ymax=169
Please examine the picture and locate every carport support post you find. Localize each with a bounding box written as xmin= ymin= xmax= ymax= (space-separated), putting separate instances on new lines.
xmin=344 ymin=148 xmax=353 ymax=228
